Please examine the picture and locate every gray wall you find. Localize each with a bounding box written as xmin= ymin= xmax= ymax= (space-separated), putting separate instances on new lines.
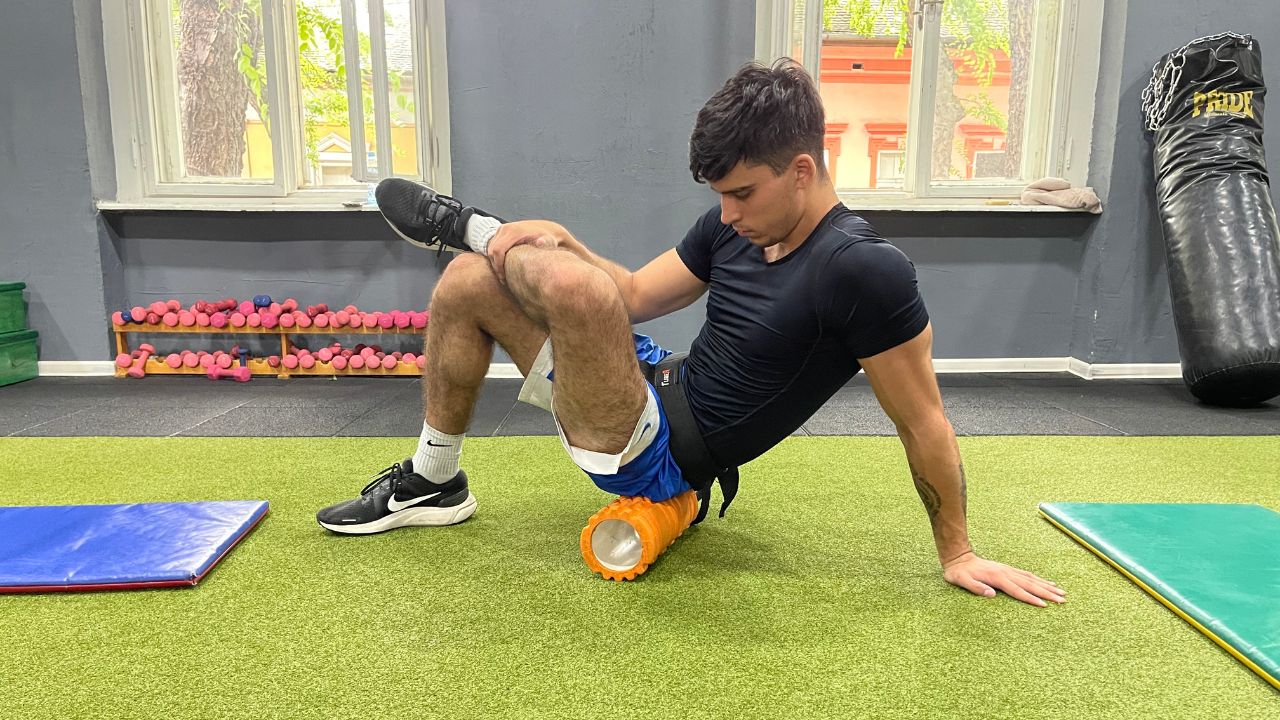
xmin=0 ymin=0 xmax=110 ymax=362
xmin=1072 ymin=0 xmax=1280 ymax=363
xmin=3 ymin=1 xmax=1279 ymax=363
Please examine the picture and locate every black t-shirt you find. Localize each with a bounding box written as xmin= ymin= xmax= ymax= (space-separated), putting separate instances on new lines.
xmin=675 ymin=203 xmax=929 ymax=468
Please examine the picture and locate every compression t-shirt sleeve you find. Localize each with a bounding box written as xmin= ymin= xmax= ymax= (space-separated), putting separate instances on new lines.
xmin=675 ymin=207 xmax=720 ymax=283
xmin=827 ymin=242 xmax=930 ymax=359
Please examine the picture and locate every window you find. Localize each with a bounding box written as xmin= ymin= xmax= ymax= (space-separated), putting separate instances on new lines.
xmin=755 ymin=0 xmax=1102 ymax=206
xmin=101 ymin=0 xmax=451 ymax=206
xmin=876 ymin=150 xmax=906 ymax=189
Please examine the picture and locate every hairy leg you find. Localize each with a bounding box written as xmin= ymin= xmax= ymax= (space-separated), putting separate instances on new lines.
xmin=500 ymin=245 xmax=647 ymax=453
xmin=423 ymin=253 xmax=548 ymax=433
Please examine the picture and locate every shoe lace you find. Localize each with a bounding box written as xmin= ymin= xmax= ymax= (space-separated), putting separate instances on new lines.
xmin=411 ymin=190 xmax=463 ymax=243
xmin=361 ymin=462 xmax=406 ymax=496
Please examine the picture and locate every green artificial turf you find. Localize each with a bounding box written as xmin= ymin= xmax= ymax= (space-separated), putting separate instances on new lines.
xmin=1 ymin=436 xmax=1277 ymax=718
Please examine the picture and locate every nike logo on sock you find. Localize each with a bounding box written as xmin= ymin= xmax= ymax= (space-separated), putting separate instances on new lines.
xmin=426 ymin=440 xmax=453 ymax=447
xmin=387 ymin=492 xmax=441 ymax=512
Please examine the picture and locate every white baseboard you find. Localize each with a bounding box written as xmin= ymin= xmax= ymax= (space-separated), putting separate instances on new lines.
xmin=933 ymin=357 xmax=1070 ymax=373
xmin=1066 ymin=357 xmax=1182 ymax=379
xmin=34 ymin=359 xmax=1184 ymax=380
xmin=38 ymin=361 xmax=117 ymax=376
xmin=486 ymin=363 xmax=523 ymax=378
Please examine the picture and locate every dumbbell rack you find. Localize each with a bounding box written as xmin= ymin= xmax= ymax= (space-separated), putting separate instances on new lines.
xmin=111 ymin=324 xmax=425 ymax=379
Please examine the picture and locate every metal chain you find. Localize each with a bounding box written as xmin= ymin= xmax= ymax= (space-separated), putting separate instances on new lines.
xmin=1141 ymin=32 xmax=1252 ymax=131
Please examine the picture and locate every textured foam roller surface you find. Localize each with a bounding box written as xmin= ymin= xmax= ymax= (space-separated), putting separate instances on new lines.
xmin=1039 ymin=502 xmax=1280 ymax=689
xmin=0 ymin=500 xmax=268 ymax=593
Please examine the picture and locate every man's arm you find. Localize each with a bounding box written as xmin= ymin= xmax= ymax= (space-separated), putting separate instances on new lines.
xmin=859 ymin=323 xmax=1066 ymax=607
xmin=484 ymin=219 xmax=707 ymax=323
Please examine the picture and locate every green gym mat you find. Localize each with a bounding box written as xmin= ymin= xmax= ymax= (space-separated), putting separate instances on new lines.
xmin=1039 ymin=502 xmax=1280 ymax=690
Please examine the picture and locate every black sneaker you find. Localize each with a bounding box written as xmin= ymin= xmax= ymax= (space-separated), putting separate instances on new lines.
xmin=374 ymin=177 xmax=504 ymax=252
xmin=316 ymin=458 xmax=477 ymax=534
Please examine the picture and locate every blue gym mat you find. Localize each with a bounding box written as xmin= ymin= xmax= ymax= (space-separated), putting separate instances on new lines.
xmin=0 ymin=500 xmax=268 ymax=593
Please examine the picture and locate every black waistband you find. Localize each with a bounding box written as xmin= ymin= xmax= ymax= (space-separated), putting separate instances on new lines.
xmin=646 ymin=352 xmax=738 ymax=524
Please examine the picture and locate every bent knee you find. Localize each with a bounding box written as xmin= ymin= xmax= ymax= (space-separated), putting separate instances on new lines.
xmin=432 ymin=253 xmax=497 ymax=305
xmin=535 ymin=258 xmax=623 ymax=314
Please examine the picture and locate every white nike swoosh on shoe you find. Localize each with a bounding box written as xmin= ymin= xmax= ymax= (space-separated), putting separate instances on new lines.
xmin=387 ymin=492 xmax=441 ymax=512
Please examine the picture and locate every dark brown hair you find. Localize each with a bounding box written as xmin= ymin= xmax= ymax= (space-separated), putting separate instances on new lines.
xmin=689 ymin=58 xmax=827 ymax=184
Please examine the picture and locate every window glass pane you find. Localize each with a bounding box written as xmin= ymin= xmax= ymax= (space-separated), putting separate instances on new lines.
xmin=381 ymin=0 xmax=420 ymax=179
xmin=818 ymin=1 xmax=912 ymax=191
xmin=296 ymin=0 xmax=359 ymax=186
xmin=296 ymin=0 xmax=419 ymax=186
xmin=930 ymin=0 xmax=1038 ymax=183
xmin=168 ymin=0 xmax=273 ymax=182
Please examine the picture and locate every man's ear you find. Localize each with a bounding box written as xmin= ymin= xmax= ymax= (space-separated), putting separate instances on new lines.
xmin=793 ymin=153 xmax=817 ymax=189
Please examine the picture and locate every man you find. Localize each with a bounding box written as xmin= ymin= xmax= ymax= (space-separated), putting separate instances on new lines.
xmin=316 ymin=60 xmax=1065 ymax=608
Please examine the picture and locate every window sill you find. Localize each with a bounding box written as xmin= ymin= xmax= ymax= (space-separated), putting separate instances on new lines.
xmin=97 ymin=199 xmax=381 ymax=213
xmin=838 ymin=197 xmax=1099 ymax=213
xmin=97 ymin=197 xmax=1100 ymax=214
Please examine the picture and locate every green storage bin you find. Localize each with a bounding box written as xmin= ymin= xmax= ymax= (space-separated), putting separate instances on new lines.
xmin=0 ymin=329 xmax=38 ymax=387
xmin=0 ymin=282 xmax=27 ymax=335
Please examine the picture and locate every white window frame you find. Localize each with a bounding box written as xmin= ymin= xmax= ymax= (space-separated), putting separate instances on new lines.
xmin=99 ymin=0 xmax=452 ymax=210
xmin=754 ymin=0 xmax=1103 ymax=210
xmin=876 ymin=149 xmax=906 ymax=188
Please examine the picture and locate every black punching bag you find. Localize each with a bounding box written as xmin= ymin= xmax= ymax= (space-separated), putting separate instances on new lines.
xmin=1142 ymin=33 xmax=1280 ymax=406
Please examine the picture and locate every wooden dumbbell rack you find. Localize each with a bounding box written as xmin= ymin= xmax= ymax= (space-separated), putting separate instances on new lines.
xmin=111 ymin=324 xmax=426 ymax=379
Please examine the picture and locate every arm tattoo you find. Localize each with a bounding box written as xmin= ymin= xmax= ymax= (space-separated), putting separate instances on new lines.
xmin=909 ymin=461 xmax=942 ymax=524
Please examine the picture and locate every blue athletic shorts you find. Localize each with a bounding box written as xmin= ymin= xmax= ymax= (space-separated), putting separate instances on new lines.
xmin=581 ymin=334 xmax=691 ymax=502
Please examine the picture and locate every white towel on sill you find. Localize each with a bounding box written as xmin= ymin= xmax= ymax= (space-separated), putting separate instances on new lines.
xmin=1020 ymin=176 xmax=1103 ymax=214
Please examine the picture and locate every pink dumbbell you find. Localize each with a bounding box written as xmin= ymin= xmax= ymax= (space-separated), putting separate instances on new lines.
xmin=182 ymin=351 xmax=201 ymax=368
xmin=410 ymin=311 xmax=428 ymax=329
xmin=282 ymin=354 xmax=299 ymax=370
xmin=332 ymin=355 xmax=348 ymax=370
xmin=165 ymin=353 xmax=183 ymax=369
xmin=127 ymin=344 xmax=155 ymax=378
xmin=380 ymin=354 xmax=397 ymax=370
xmin=229 ymin=312 xmax=247 ymax=328
xmin=377 ymin=312 xmax=394 ymax=329
xmin=349 ymin=354 xmax=366 ymax=370
xmin=299 ymin=352 xmax=316 ymax=370
xmin=115 ymin=352 xmax=135 ymax=369
xmin=247 ymin=312 xmax=262 ymax=328
xmin=208 ymin=366 xmax=251 ymax=382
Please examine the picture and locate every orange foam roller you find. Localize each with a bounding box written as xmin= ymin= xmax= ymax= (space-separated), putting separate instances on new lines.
xmin=580 ymin=490 xmax=698 ymax=582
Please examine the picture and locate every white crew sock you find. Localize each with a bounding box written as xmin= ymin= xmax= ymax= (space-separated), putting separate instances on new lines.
xmin=465 ymin=214 xmax=502 ymax=255
xmin=412 ymin=422 xmax=465 ymax=483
